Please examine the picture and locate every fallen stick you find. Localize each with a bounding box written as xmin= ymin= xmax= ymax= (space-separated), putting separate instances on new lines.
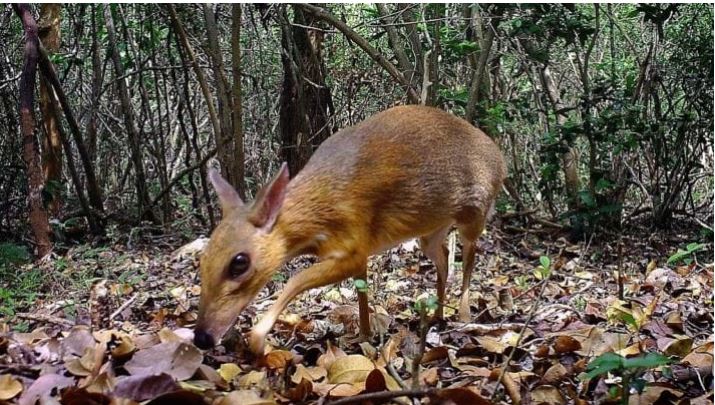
xmin=447 ymin=322 xmax=526 ymax=334
xmin=325 ymin=388 xmax=438 ymax=405
xmin=109 ymin=293 xmax=138 ymax=320
xmin=15 ymin=312 xmax=75 ymax=327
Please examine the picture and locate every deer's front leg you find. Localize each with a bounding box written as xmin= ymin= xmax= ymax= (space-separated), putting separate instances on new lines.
xmin=355 ymin=268 xmax=371 ymax=340
xmin=248 ymin=254 xmax=367 ymax=355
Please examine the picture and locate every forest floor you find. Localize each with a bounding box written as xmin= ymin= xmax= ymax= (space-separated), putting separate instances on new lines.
xmin=0 ymin=218 xmax=712 ymax=404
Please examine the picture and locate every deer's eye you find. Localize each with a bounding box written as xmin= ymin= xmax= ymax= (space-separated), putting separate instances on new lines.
xmin=228 ymin=253 xmax=250 ymax=278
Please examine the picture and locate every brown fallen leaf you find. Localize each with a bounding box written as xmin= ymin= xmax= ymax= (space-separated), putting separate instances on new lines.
xmin=553 ymin=335 xmax=581 ymax=354
xmin=62 ymin=326 xmax=96 ymax=356
xmin=475 ymin=336 xmax=507 ymax=354
xmin=317 ymin=341 xmax=347 ymax=370
xmin=261 ymin=349 xmax=293 ymax=370
xmin=145 ymin=389 xmax=208 ymax=405
xmin=60 ymin=387 xmax=112 ymax=405
xmin=363 ymin=369 xmax=387 ymax=393
xmin=18 ymin=374 xmax=74 ymax=405
xmin=219 ymin=389 xmax=277 ymax=405
xmin=283 ymin=379 xmax=312 ymax=402
xmin=0 ymin=374 xmax=23 ymax=401
xmin=84 ymin=368 xmax=116 ymax=394
xmin=291 ymin=364 xmax=327 ymax=384
xmin=681 ymin=341 xmax=714 ymax=373
xmin=13 ymin=327 xmax=50 ymax=346
xmin=66 ymin=344 xmax=104 ymax=377
xmin=110 ymin=335 xmax=136 ymax=362
xmin=217 ymin=363 xmax=241 ymax=383
xmin=123 ymin=341 xmax=202 ymax=381
xmin=311 ymin=382 xmax=362 ymax=398
xmin=179 ymin=380 xmax=216 ymax=394
xmin=658 ymin=335 xmax=693 ymax=357
xmin=627 ymin=385 xmax=683 ymax=405
xmin=541 ymin=363 xmax=568 ymax=385
xmin=530 ymin=385 xmax=566 ymax=405
xmin=237 ymin=371 xmax=268 ymax=390
xmin=113 ymin=373 xmax=179 ymax=402
xmin=550 ymin=326 xmax=629 ymax=356
xmin=328 ymin=354 xmax=375 ymax=385
xmin=433 ymin=387 xmax=492 ymax=405
xmin=420 ymin=346 xmax=448 ymax=364
xmin=419 ymin=367 xmax=439 ymax=386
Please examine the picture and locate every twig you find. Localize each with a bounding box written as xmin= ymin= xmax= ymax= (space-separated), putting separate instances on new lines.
xmin=490 ymin=271 xmax=551 ymax=402
xmin=617 ymin=239 xmax=624 ymax=300
xmin=411 ymin=304 xmax=429 ymax=389
xmin=15 ymin=312 xmax=75 ymax=327
xmin=446 ymin=322 xmax=526 ymax=334
xmin=382 ymin=346 xmax=409 ymax=390
xmin=326 ymin=388 xmax=438 ymax=405
xmin=109 ymin=293 xmax=138 ymax=320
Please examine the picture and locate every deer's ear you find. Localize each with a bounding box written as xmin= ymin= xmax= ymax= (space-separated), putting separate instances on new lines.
xmin=208 ymin=166 xmax=243 ymax=214
xmin=249 ymin=163 xmax=289 ymax=231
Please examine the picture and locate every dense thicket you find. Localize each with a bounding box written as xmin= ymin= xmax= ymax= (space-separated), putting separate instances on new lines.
xmin=0 ymin=4 xmax=712 ymax=255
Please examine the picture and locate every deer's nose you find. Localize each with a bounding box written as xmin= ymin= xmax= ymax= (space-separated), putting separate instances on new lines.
xmin=193 ymin=329 xmax=215 ymax=349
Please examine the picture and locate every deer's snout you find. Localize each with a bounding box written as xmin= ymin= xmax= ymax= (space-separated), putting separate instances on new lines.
xmin=193 ymin=328 xmax=216 ymax=350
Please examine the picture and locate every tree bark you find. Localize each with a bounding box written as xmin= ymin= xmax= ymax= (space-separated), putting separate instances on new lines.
xmin=13 ymin=3 xmax=52 ymax=257
xmin=103 ymin=4 xmax=154 ymax=221
xmin=278 ymin=5 xmax=334 ymax=175
xmin=38 ymin=3 xmax=62 ymax=217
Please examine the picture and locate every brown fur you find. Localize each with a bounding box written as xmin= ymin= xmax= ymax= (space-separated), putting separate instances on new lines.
xmin=195 ymin=105 xmax=506 ymax=354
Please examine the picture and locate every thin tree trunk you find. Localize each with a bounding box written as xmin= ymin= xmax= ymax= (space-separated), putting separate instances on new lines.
xmin=168 ymin=5 xmax=223 ymax=168
xmin=13 ymin=3 xmax=52 ymax=257
xmin=540 ymin=66 xmax=580 ymax=211
xmin=38 ymin=3 xmax=62 ymax=217
xmin=37 ymin=47 xmax=105 ymax=225
xmin=103 ymin=4 xmax=154 ymax=221
xmin=376 ymin=4 xmax=415 ymax=82
xmin=87 ymin=5 xmax=103 ymax=166
xmin=465 ymin=8 xmax=497 ymax=123
xmin=47 ymin=93 xmax=100 ymax=234
xmin=398 ymin=4 xmax=424 ymax=78
xmin=203 ymin=4 xmax=237 ymax=189
xmin=278 ymin=5 xmax=335 ymax=175
xmin=298 ymin=3 xmax=419 ymax=104
xmin=231 ymin=4 xmax=246 ymax=199
xmin=173 ymin=33 xmax=215 ymax=227
xmin=425 ymin=4 xmax=442 ymax=106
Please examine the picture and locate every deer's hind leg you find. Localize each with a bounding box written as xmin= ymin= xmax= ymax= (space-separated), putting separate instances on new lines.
xmin=419 ymin=225 xmax=451 ymax=320
xmin=456 ymin=213 xmax=486 ymax=322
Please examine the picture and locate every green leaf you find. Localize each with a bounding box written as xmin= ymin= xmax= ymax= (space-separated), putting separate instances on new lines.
xmin=667 ymin=243 xmax=704 ymax=265
xmin=539 ymin=256 xmax=551 ymax=270
xmin=631 ymin=378 xmax=647 ymax=394
xmin=595 ymin=178 xmax=614 ymax=192
xmin=424 ymin=295 xmax=439 ymax=310
xmin=622 ymin=353 xmax=671 ymax=369
xmin=581 ymin=352 xmax=624 ymax=380
xmin=354 ymin=279 xmax=368 ymax=293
